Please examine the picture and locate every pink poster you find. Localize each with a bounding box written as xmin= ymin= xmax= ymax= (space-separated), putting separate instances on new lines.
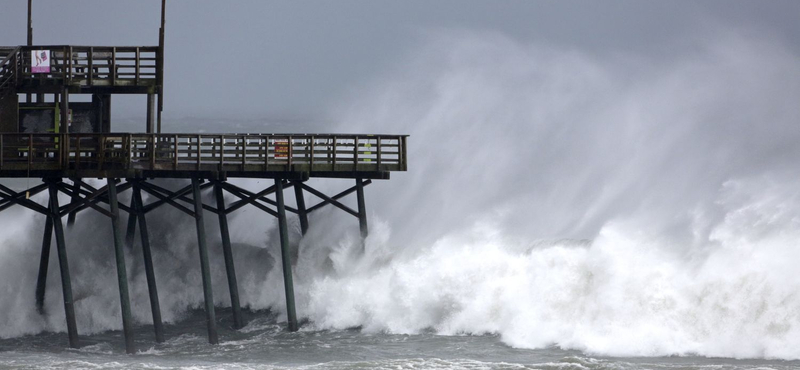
xmin=31 ymin=50 xmax=50 ymax=73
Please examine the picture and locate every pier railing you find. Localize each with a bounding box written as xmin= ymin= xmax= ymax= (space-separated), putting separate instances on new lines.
xmin=0 ymin=133 xmax=407 ymax=175
xmin=16 ymin=45 xmax=160 ymax=87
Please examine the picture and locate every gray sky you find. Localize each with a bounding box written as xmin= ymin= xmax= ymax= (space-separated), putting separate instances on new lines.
xmin=1 ymin=0 xmax=798 ymax=120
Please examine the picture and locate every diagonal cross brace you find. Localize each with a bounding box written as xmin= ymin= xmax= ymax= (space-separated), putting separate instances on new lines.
xmin=218 ymin=181 xmax=297 ymax=215
xmin=0 ymin=183 xmax=49 ymax=214
xmin=140 ymin=181 xmax=218 ymax=215
xmin=140 ymin=182 xmax=193 ymax=214
xmin=304 ymin=179 xmax=371 ymax=214
xmin=296 ymin=181 xmax=362 ymax=218
xmin=138 ymin=182 xmax=197 ymax=218
xmin=219 ymin=182 xmax=279 ymax=217
xmin=56 ymin=182 xmax=113 ymax=218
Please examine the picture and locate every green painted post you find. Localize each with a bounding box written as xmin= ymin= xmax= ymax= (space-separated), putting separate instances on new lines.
xmin=107 ymin=179 xmax=136 ymax=354
xmin=35 ymin=212 xmax=53 ymax=314
xmin=214 ymin=182 xmax=244 ymax=329
xmin=133 ymin=183 xmax=165 ymax=343
xmin=48 ymin=182 xmax=79 ymax=349
xmin=192 ymin=177 xmax=219 ymax=344
xmin=355 ymin=178 xmax=368 ymax=239
xmin=293 ymin=183 xmax=308 ymax=235
xmin=275 ymin=179 xmax=298 ymax=332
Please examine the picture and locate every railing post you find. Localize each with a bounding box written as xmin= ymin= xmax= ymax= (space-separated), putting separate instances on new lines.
xmin=135 ymin=47 xmax=140 ymax=85
xmin=288 ymin=136 xmax=293 ymax=170
xmin=151 ymin=134 xmax=156 ymax=169
xmin=111 ymin=47 xmax=116 ymax=86
xmin=88 ymin=47 xmax=93 ymax=85
xmin=377 ymin=137 xmax=382 ymax=169
xmin=353 ymin=136 xmax=358 ymax=170
xmin=196 ymin=135 xmax=201 ymax=170
xmin=332 ymin=137 xmax=337 ymax=170
xmin=241 ymin=136 xmax=246 ymax=169
xmin=173 ymin=135 xmax=178 ymax=170
xmin=219 ymin=135 xmax=224 ymax=168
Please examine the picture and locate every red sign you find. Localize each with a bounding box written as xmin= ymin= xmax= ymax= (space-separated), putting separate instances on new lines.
xmin=274 ymin=139 xmax=289 ymax=158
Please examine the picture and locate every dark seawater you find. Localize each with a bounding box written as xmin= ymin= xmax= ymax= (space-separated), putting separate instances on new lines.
xmin=1 ymin=309 xmax=797 ymax=370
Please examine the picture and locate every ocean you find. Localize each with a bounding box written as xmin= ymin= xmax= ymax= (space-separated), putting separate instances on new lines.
xmin=2 ymin=309 xmax=799 ymax=369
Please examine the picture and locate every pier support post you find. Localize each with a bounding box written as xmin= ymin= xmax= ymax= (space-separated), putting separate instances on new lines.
xmin=35 ymin=213 xmax=53 ymax=314
xmin=48 ymin=182 xmax=79 ymax=349
xmin=214 ymin=182 xmax=244 ymax=329
xmin=293 ymin=183 xmax=308 ymax=236
xmin=107 ymin=179 xmax=136 ymax=354
xmin=275 ymin=179 xmax=298 ymax=332
xmin=132 ymin=182 xmax=165 ymax=343
xmin=356 ymin=178 xmax=368 ymax=239
xmin=125 ymin=197 xmax=137 ymax=248
xmin=192 ymin=177 xmax=219 ymax=344
xmin=66 ymin=181 xmax=80 ymax=227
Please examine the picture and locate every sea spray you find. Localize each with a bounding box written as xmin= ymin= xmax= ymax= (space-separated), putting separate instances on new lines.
xmin=0 ymin=28 xmax=799 ymax=360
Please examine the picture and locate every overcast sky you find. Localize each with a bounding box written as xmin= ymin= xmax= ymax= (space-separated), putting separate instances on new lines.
xmin=1 ymin=1 xmax=798 ymax=120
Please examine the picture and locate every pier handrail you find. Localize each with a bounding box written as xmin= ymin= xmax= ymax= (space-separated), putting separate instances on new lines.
xmin=16 ymin=45 xmax=160 ymax=87
xmin=0 ymin=133 xmax=408 ymax=176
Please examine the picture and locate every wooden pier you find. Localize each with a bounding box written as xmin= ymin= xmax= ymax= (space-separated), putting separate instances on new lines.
xmin=0 ymin=1 xmax=408 ymax=354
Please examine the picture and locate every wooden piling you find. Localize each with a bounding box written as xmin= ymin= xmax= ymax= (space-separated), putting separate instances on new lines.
xmin=125 ymin=197 xmax=137 ymax=248
xmin=214 ymin=182 xmax=244 ymax=329
xmin=293 ymin=183 xmax=308 ymax=236
xmin=275 ymin=179 xmax=298 ymax=332
xmin=66 ymin=181 xmax=79 ymax=227
xmin=356 ymin=178 xmax=368 ymax=239
xmin=192 ymin=178 xmax=219 ymax=344
xmin=48 ymin=182 xmax=79 ymax=349
xmin=107 ymin=179 xmax=136 ymax=354
xmin=132 ymin=183 xmax=165 ymax=343
xmin=35 ymin=212 xmax=53 ymax=314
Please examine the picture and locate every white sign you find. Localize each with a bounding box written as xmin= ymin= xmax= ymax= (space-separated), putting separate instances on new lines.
xmin=31 ymin=50 xmax=50 ymax=73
